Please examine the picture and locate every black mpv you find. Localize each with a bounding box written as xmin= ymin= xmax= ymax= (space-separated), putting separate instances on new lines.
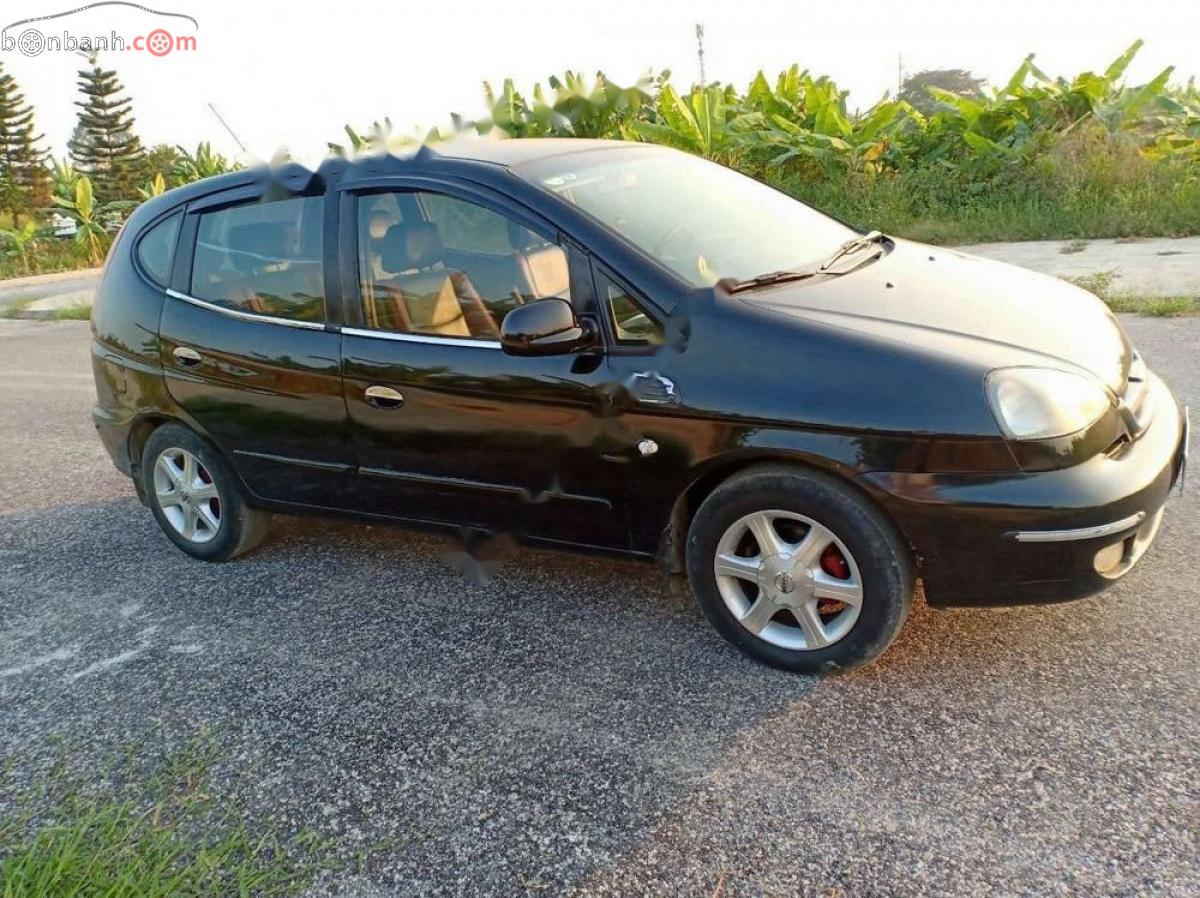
xmin=91 ymin=139 xmax=1189 ymax=672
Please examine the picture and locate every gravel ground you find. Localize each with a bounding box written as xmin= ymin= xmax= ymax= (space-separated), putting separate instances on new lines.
xmin=0 ymin=318 xmax=1197 ymax=897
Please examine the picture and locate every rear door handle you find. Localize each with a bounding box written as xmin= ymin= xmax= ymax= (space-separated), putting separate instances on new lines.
xmin=172 ymin=346 xmax=203 ymax=367
xmin=364 ymin=385 xmax=405 ymax=409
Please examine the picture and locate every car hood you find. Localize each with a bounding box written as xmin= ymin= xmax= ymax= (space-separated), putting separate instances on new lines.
xmin=748 ymin=238 xmax=1131 ymax=391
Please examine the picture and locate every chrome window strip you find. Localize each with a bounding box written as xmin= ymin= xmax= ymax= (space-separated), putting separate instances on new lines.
xmin=341 ymin=327 xmax=501 ymax=350
xmin=1009 ymin=511 xmax=1146 ymax=543
xmin=165 ymin=289 xmax=327 ymax=331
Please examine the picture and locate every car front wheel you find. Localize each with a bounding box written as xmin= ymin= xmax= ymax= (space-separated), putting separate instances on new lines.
xmin=141 ymin=423 xmax=270 ymax=561
xmin=686 ymin=464 xmax=913 ymax=673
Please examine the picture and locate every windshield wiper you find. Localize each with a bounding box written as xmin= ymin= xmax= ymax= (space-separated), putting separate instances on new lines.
xmin=720 ymin=231 xmax=889 ymax=295
xmin=816 ymin=230 xmax=887 ymax=273
xmin=719 ymin=269 xmax=817 ymax=294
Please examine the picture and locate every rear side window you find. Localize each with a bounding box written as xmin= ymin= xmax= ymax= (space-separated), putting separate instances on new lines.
xmin=190 ymin=195 xmax=325 ymax=323
xmin=136 ymin=212 xmax=181 ymax=286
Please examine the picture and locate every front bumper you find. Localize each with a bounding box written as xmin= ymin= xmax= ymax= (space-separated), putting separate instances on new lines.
xmin=865 ymin=374 xmax=1188 ymax=606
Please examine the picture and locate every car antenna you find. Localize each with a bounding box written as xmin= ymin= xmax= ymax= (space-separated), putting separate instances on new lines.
xmin=207 ymin=102 xmax=248 ymax=155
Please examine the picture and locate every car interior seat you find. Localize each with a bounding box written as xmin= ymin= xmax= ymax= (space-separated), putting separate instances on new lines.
xmin=373 ymin=222 xmax=499 ymax=338
xmin=507 ymin=221 xmax=570 ymax=301
xmin=219 ymin=222 xmax=324 ymax=321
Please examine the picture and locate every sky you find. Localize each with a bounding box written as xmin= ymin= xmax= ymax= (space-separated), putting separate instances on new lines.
xmin=4 ymin=0 xmax=1199 ymax=167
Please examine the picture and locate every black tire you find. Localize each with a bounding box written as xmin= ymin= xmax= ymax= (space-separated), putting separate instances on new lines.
xmin=141 ymin=422 xmax=270 ymax=561
xmin=686 ymin=464 xmax=913 ymax=674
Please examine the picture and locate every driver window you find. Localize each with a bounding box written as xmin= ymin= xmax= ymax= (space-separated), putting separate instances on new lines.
xmin=356 ymin=190 xmax=572 ymax=340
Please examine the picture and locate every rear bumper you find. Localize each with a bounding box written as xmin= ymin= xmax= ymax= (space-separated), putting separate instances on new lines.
xmin=866 ymin=374 xmax=1187 ymax=606
xmin=94 ymin=405 xmax=135 ymax=476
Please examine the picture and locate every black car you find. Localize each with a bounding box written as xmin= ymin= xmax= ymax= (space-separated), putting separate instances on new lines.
xmin=90 ymin=139 xmax=1189 ymax=672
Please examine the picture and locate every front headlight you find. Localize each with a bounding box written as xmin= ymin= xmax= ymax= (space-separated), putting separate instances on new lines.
xmin=985 ymin=367 xmax=1113 ymax=440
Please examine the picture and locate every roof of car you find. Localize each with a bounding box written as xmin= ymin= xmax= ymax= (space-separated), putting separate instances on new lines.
xmin=134 ymin=138 xmax=657 ymax=221
xmin=436 ymin=137 xmax=647 ymax=167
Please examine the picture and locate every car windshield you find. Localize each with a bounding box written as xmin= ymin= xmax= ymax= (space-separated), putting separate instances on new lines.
xmin=517 ymin=146 xmax=857 ymax=288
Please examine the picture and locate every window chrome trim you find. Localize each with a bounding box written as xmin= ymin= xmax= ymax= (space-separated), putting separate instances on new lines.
xmin=165 ymin=289 xmax=327 ymax=331
xmin=1009 ymin=511 xmax=1146 ymax=543
xmin=341 ymin=326 xmax=501 ymax=350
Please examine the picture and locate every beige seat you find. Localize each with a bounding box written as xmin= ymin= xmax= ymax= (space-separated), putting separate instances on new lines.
xmin=372 ymin=222 xmax=499 ymax=338
xmin=507 ymin=221 xmax=570 ymax=300
xmin=217 ymin=222 xmax=324 ymax=321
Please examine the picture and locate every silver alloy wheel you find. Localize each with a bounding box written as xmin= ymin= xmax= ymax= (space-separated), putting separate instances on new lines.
xmin=713 ymin=509 xmax=864 ymax=651
xmin=152 ymin=447 xmax=222 ymax=544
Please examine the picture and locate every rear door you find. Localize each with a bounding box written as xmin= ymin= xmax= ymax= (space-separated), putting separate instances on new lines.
xmin=159 ymin=186 xmax=354 ymax=508
xmin=338 ymin=180 xmax=632 ymax=550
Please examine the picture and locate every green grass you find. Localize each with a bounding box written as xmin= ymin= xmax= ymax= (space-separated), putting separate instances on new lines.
xmin=772 ymin=139 xmax=1200 ymax=246
xmin=0 ymin=738 xmax=328 ymax=897
xmin=0 ymin=296 xmax=38 ymax=318
xmin=0 ymin=236 xmax=97 ymax=280
xmin=1062 ymin=271 xmax=1199 ymax=317
xmin=1105 ymin=295 xmax=1200 ymax=316
xmin=49 ymin=301 xmax=92 ymax=320
xmin=0 ymin=297 xmax=92 ymax=320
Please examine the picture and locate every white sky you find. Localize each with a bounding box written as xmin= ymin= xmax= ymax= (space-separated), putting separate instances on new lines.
xmin=5 ymin=0 xmax=1199 ymax=167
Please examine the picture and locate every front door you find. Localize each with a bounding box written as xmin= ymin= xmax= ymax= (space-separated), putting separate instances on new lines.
xmin=339 ymin=184 xmax=632 ymax=551
xmin=160 ymin=190 xmax=354 ymax=509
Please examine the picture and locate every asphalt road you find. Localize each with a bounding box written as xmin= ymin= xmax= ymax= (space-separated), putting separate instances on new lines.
xmin=1 ymin=318 xmax=1197 ymax=897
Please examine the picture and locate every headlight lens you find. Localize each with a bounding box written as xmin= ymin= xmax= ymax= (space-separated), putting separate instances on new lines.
xmin=985 ymin=367 xmax=1112 ymax=440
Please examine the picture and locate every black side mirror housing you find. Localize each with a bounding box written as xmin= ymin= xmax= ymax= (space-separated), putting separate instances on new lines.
xmin=500 ymin=298 xmax=595 ymax=356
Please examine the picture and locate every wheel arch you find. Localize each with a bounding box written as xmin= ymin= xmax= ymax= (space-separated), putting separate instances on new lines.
xmin=127 ymin=412 xmax=250 ymax=504
xmin=656 ymin=449 xmax=916 ymax=576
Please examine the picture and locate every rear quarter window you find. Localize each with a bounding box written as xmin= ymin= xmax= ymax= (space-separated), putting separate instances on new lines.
xmin=189 ymin=195 xmax=325 ymax=323
xmin=135 ymin=212 xmax=181 ymax=286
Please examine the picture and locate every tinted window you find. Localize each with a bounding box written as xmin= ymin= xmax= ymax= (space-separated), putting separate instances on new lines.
xmin=136 ymin=212 xmax=181 ymax=285
xmin=190 ymin=196 xmax=325 ymax=322
xmin=601 ymin=276 xmax=663 ymax=345
xmin=357 ymin=191 xmax=571 ymax=340
xmin=421 ymin=193 xmax=510 ymax=254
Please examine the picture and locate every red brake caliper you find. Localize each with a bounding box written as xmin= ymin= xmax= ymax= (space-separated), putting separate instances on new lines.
xmin=819 ymin=545 xmax=849 ymax=580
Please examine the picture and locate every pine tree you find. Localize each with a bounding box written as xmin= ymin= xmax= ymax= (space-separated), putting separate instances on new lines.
xmin=0 ymin=61 xmax=50 ymax=227
xmin=68 ymin=53 xmax=145 ymax=204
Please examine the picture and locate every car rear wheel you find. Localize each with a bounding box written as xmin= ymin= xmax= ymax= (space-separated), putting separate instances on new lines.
xmin=141 ymin=423 xmax=270 ymax=561
xmin=686 ymin=464 xmax=913 ymax=673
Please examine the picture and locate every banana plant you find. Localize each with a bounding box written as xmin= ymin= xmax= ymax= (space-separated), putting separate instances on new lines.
xmin=328 ymin=119 xmax=394 ymax=157
xmin=50 ymin=157 xmax=80 ymax=206
xmin=1142 ymin=84 xmax=1200 ymax=163
xmin=174 ymin=142 xmax=236 ymax=182
xmin=543 ymin=70 xmax=656 ymax=138
xmin=0 ymin=220 xmax=41 ymax=274
xmin=631 ymin=84 xmax=761 ymax=162
xmin=137 ymin=172 xmax=167 ymax=200
xmin=742 ymin=68 xmax=914 ymax=174
xmin=480 ymin=79 xmax=562 ymax=137
xmin=53 ymin=176 xmax=133 ymax=266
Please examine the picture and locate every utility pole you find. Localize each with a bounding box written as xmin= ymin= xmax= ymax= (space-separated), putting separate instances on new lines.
xmin=897 ymin=54 xmax=904 ymax=95
xmin=696 ymin=23 xmax=707 ymax=87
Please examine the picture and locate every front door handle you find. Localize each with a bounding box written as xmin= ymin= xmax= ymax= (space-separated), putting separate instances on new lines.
xmin=364 ymin=385 xmax=405 ymax=409
xmin=172 ymin=346 xmax=203 ymax=367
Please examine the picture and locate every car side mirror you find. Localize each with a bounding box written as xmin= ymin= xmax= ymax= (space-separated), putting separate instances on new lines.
xmin=500 ymin=298 xmax=595 ymax=356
